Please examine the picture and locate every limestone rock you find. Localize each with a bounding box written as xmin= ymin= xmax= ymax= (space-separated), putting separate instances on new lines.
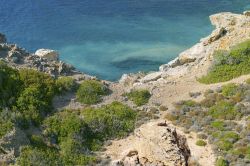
xmin=0 ymin=33 xmax=7 ymax=43
xmin=178 ymin=43 xmax=205 ymax=65
xmin=140 ymin=72 xmax=162 ymax=83
xmin=243 ymin=11 xmax=250 ymax=16
xmin=106 ymin=122 xmax=190 ymax=166
xmin=35 ymin=49 xmax=59 ymax=61
xmin=203 ymin=27 xmax=227 ymax=46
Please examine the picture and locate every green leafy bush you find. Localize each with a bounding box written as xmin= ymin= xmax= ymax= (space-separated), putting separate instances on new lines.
xmin=76 ymin=80 xmax=109 ymax=104
xmin=0 ymin=61 xmax=22 ymax=107
xmin=221 ymin=83 xmax=238 ymax=97
xmin=83 ymin=101 xmax=137 ymax=139
xmin=208 ymin=101 xmax=241 ymax=120
xmin=211 ymin=121 xmax=225 ymax=131
xmin=42 ymin=102 xmax=136 ymax=165
xmin=16 ymin=85 xmax=52 ymax=126
xmin=56 ymin=76 xmax=77 ymax=94
xmin=126 ymin=89 xmax=151 ymax=106
xmin=216 ymin=158 xmax=228 ymax=166
xmin=196 ymin=140 xmax=207 ymax=146
xmin=198 ymin=40 xmax=250 ymax=84
xmin=0 ymin=112 xmax=13 ymax=138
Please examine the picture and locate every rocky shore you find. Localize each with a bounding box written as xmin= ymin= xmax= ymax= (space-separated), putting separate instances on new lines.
xmin=0 ymin=11 xmax=250 ymax=166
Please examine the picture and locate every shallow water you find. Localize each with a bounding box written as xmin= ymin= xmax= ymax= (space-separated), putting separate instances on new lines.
xmin=0 ymin=0 xmax=249 ymax=80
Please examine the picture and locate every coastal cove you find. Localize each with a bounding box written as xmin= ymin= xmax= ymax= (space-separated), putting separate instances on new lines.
xmin=0 ymin=0 xmax=249 ymax=80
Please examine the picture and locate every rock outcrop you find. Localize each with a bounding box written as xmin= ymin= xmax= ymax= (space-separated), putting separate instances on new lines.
xmin=144 ymin=11 xmax=250 ymax=81
xmin=35 ymin=49 xmax=59 ymax=61
xmin=106 ymin=122 xmax=190 ymax=166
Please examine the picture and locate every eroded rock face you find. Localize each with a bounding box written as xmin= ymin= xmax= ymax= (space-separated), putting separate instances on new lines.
xmin=107 ymin=122 xmax=190 ymax=166
xmin=35 ymin=49 xmax=59 ymax=61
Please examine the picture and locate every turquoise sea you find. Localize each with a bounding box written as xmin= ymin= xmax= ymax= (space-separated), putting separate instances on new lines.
xmin=0 ymin=0 xmax=249 ymax=80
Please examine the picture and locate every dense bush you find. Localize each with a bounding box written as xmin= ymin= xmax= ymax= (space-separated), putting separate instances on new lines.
xmin=76 ymin=80 xmax=109 ymax=104
xmin=0 ymin=109 xmax=14 ymax=138
xmin=198 ymin=40 xmax=250 ymax=84
xmin=0 ymin=61 xmax=22 ymax=107
xmin=83 ymin=101 xmax=137 ymax=140
xmin=216 ymin=158 xmax=229 ymax=166
xmin=56 ymin=76 xmax=77 ymax=94
xmin=125 ymin=89 xmax=151 ymax=106
xmin=38 ymin=102 xmax=137 ymax=165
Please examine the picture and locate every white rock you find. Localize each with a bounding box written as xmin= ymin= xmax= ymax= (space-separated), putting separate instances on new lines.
xmin=140 ymin=72 xmax=162 ymax=83
xmin=243 ymin=11 xmax=250 ymax=16
xmin=35 ymin=49 xmax=59 ymax=61
xmin=178 ymin=43 xmax=205 ymax=64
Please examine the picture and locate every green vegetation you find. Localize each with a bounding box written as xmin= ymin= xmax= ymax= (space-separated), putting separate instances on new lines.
xmin=56 ymin=76 xmax=77 ymax=94
xmin=76 ymin=80 xmax=109 ymax=104
xmin=199 ymin=40 xmax=250 ymax=84
xmin=17 ymin=102 xmax=137 ymax=165
xmin=195 ymin=140 xmax=207 ymax=146
xmin=216 ymin=158 xmax=228 ymax=166
xmin=166 ymin=82 xmax=250 ymax=165
xmin=125 ymin=89 xmax=151 ymax=106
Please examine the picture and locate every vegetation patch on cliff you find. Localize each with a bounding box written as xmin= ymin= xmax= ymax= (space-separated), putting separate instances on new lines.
xmin=125 ymin=89 xmax=151 ymax=106
xmin=199 ymin=40 xmax=250 ymax=84
xmin=165 ymin=82 xmax=250 ymax=165
xmin=76 ymin=80 xmax=109 ymax=104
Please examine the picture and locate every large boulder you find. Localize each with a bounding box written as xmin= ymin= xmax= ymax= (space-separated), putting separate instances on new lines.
xmin=35 ymin=49 xmax=59 ymax=61
xmin=0 ymin=33 xmax=7 ymax=43
xmin=108 ymin=122 xmax=190 ymax=166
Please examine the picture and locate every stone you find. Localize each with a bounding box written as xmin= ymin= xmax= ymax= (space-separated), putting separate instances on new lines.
xmin=243 ymin=11 xmax=250 ymax=16
xmin=140 ymin=72 xmax=162 ymax=83
xmin=35 ymin=49 xmax=59 ymax=61
xmin=178 ymin=43 xmax=205 ymax=65
xmin=0 ymin=33 xmax=7 ymax=43
xmin=58 ymin=61 xmax=74 ymax=74
xmin=203 ymin=27 xmax=227 ymax=46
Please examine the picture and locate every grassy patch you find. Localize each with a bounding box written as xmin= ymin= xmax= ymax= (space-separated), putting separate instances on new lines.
xmin=125 ymin=89 xmax=151 ymax=106
xmin=76 ymin=80 xmax=109 ymax=104
xmin=198 ymin=40 xmax=250 ymax=84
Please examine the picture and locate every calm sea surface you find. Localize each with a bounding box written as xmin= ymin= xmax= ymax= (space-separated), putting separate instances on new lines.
xmin=0 ymin=0 xmax=249 ymax=80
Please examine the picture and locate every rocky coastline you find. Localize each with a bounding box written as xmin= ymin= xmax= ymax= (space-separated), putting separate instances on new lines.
xmin=0 ymin=11 xmax=250 ymax=166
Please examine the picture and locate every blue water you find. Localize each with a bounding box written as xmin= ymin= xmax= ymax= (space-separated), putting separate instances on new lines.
xmin=0 ymin=1 xmax=249 ymax=80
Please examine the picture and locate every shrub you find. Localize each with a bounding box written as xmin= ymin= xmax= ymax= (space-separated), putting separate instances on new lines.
xmin=126 ymin=89 xmax=151 ymax=106
xmin=196 ymin=140 xmax=207 ymax=146
xmin=76 ymin=80 xmax=108 ymax=104
xmin=83 ymin=102 xmax=137 ymax=139
xmin=216 ymin=158 xmax=228 ymax=166
xmin=198 ymin=40 xmax=250 ymax=84
xmin=0 ymin=61 xmax=22 ymax=107
xmin=0 ymin=114 xmax=13 ymax=138
xmin=56 ymin=76 xmax=77 ymax=94
xmin=208 ymin=101 xmax=241 ymax=120
xmin=221 ymin=83 xmax=238 ymax=97
xmin=19 ymin=69 xmax=56 ymax=102
xmin=211 ymin=121 xmax=225 ymax=131
xmin=16 ymin=85 xmax=52 ymax=126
